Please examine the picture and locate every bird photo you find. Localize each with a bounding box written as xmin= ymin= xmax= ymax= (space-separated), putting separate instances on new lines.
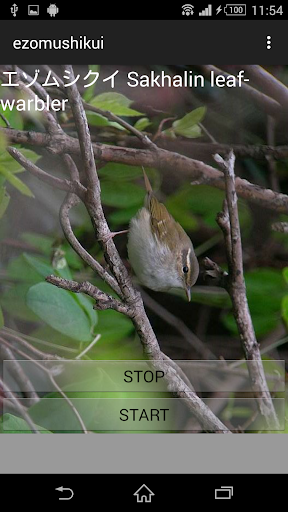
xmin=128 ymin=169 xmax=199 ymax=301
xmin=0 ymin=64 xmax=287 ymax=437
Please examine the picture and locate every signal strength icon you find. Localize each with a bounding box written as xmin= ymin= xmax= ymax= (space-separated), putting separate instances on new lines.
xmin=199 ymin=4 xmax=212 ymax=16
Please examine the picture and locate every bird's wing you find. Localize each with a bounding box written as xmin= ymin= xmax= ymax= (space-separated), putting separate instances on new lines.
xmin=146 ymin=193 xmax=176 ymax=249
xmin=143 ymin=168 xmax=192 ymax=250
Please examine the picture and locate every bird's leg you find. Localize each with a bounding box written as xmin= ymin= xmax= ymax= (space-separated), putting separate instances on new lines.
xmin=102 ymin=230 xmax=128 ymax=243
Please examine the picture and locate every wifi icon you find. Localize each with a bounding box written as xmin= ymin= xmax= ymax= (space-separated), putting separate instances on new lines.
xmin=182 ymin=4 xmax=194 ymax=15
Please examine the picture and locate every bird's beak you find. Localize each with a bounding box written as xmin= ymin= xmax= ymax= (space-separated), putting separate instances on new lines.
xmin=185 ymin=286 xmax=191 ymax=302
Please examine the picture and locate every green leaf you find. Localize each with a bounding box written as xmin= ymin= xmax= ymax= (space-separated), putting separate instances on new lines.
xmin=0 ymin=166 xmax=34 ymax=197
xmin=0 ymin=414 xmax=52 ymax=433
xmin=86 ymin=112 xmax=125 ymax=131
xmin=0 ymin=305 xmax=4 ymax=328
xmin=164 ymin=186 xmax=199 ymax=231
xmin=74 ymin=294 xmax=98 ymax=331
xmin=89 ymin=65 xmax=100 ymax=73
xmin=20 ymin=232 xmax=84 ymax=271
xmin=190 ymin=288 xmax=231 ymax=309
xmin=95 ymin=310 xmax=134 ymax=343
xmin=0 ymin=283 xmax=40 ymax=322
xmin=283 ymin=267 xmax=288 ymax=285
xmin=82 ymin=65 xmax=100 ymax=102
xmin=223 ymin=312 xmax=279 ymax=338
xmin=172 ymin=107 xmax=206 ymax=138
xmin=0 ymin=148 xmax=40 ymax=174
xmin=165 ymin=184 xmax=251 ymax=231
xmin=7 ymin=255 xmax=44 ymax=283
xmin=245 ymin=269 xmax=285 ymax=315
xmin=0 ymin=130 xmax=7 ymax=152
xmin=86 ymin=112 xmax=109 ymax=126
xmin=21 ymin=232 xmax=54 ymax=255
xmin=23 ymin=253 xmax=54 ymax=278
xmin=98 ymin=163 xmax=143 ymax=182
xmin=108 ymin=204 xmax=140 ymax=227
xmin=223 ymin=269 xmax=285 ymax=337
xmin=282 ymin=296 xmax=288 ymax=327
xmin=134 ymin=117 xmax=151 ymax=131
xmin=26 ymin=282 xmax=93 ymax=342
xmin=63 ymin=248 xmax=84 ymax=271
xmin=90 ymin=92 xmax=143 ymax=117
xmin=172 ymin=123 xmax=201 ymax=138
xmin=0 ymin=103 xmax=24 ymax=130
xmin=0 ymin=186 xmax=10 ymax=218
xmin=31 ymin=325 xmax=83 ymax=351
xmin=101 ymin=181 xmax=145 ymax=208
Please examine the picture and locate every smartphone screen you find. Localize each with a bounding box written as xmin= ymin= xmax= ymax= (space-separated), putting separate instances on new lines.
xmin=0 ymin=1 xmax=287 ymax=504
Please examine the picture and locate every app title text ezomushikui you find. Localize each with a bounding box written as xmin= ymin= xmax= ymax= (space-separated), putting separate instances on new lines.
xmin=12 ymin=35 xmax=104 ymax=51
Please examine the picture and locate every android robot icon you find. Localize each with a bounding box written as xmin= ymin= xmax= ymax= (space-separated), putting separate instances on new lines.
xmin=47 ymin=3 xmax=59 ymax=17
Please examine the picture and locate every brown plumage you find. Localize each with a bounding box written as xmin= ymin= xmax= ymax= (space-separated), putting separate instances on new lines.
xmin=127 ymin=169 xmax=199 ymax=300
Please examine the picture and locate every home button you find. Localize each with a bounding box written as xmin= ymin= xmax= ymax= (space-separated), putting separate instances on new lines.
xmin=133 ymin=484 xmax=155 ymax=503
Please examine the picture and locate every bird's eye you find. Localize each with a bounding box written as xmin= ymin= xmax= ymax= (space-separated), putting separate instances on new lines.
xmin=183 ymin=266 xmax=189 ymax=274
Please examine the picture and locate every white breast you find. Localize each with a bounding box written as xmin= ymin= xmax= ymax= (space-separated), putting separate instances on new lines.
xmin=127 ymin=208 xmax=182 ymax=291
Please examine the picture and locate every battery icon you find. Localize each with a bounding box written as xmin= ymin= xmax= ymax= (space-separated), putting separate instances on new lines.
xmin=224 ymin=4 xmax=246 ymax=15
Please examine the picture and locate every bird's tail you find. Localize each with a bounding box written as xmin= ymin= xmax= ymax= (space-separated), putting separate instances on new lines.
xmin=142 ymin=166 xmax=153 ymax=193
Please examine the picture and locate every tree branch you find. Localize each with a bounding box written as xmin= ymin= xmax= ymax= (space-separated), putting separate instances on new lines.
xmin=0 ymin=336 xmax=88 ymax=434
xmin=140 ymin=288 xmax=216 ymax=360
xmin=0 ymin=376 xmax=39 ymax=434
xmin=6 ymin=146 xmax=86 ymax=199
xmin=46 ymin=275 xmax=129 ymax=315
xmin=242 ymin=65 xmax=288 ymax=111
xmin=201 ymin=257 xmax=229 ymax=289
xmin=59 ymin=191 xmax=122 ymax=297
xmin=82 ymin=100 xmax=158 ymax=150
xmin=0 ymin=344 xmax=39 ymax=406
xmin=3 ymin=126 xmax=288 ymax=214
xmin=215 ymin=151 xmax=280 ymax=429
xmin=200 ymin=65 xmax=282 ymax=117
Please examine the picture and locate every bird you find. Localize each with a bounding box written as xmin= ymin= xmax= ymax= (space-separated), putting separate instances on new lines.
xmin=127 ymin=169 xmax=199 ymax=301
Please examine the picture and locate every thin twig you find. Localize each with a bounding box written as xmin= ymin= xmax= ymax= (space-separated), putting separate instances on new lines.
xmin=266 ymin=115 xmax=280 ymax=192
xmin=0 ymin=111 xmax=11 ymax=128
xmin=140 ymin=288 xmax=216 ymax=360
xmin=153 ymin=117 xmax=176 ymax=141
xmin=6 ymin=147 xmax=86 ymax=199
xmin=0 ymin=67 xmax=60 ymax=134
xmin=83 ymin=100 xmax=158 ymax=151
xmin=59 ymin=192 xmax=122 ymax=297
xmin=2 ymin=329 xmax=62 ymax=360
xmin=271 ymin=222 xmax=288 ymax=233
xmin=75 ymin=334 xmax=101 ymax=359
xmin=201 ymin=257 xmax=229 ymax=289
xmin=200 ymin=65 xmax=282 ymax=117
xmin=199 ymin=122 xmax=218 ymax=144
xmin=0 ymin=377 xmax=40 ymax=434
xmin=242 ymin=65 xmax=288 ymax=111
xmin=0 ymin=337 xmax=88 ymax=434
xmin=0 ymin=344 xmax=39 ymax=406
